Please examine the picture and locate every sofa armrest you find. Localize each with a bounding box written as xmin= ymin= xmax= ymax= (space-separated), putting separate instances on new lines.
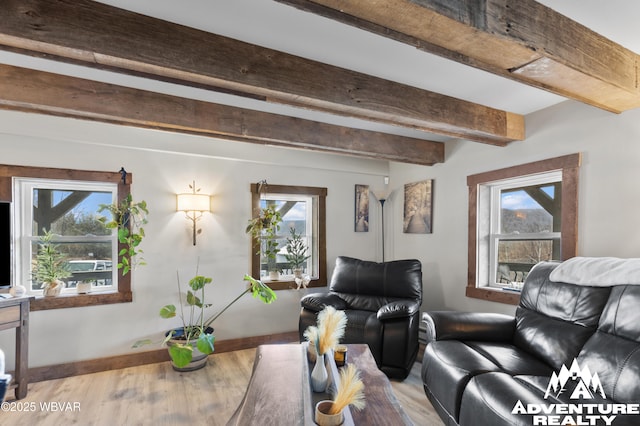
xmin=423 ymin=311 xmax=515 ymax=343
xmin=377 ymin=300 xmax=420 ymax=321
xmin=300 ymin=292 xmax=348 ymax=312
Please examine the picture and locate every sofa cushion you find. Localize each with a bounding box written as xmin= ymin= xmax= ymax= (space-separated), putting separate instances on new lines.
xmin=460 ymin=372 xmax=544 ymax=426
xmin=519 ymin=262 xmax=611 ymax=327
xmin=513 ymin=262 xmax=611 ymax=369
xmin=577 ymin=285 xmax=640 ymax=404
xmin=460 ymin=372 xmax=640 ymax=426
xmin=578 ymin=329 xmax=640 ymax=404
xmin=329 ymin=256 xmax=422 ymax=310
xmin=513 ymin=307 xmax=599 ymax=371
xmin=422 ymin=340 xmax=500 ymax=421
xmin=597 ymin=285 xmax=640 ymax=342
xmin=421 ymin=339 xmax=551 ymax=422
xmin=514 ymin=374 xmax=640 ymax=426
xmin=463 ymin=341 xmax=552 ymax=376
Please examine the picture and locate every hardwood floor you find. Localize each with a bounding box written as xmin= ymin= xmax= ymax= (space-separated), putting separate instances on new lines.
xmin=2 ymin=348 xmax=443 ymax=425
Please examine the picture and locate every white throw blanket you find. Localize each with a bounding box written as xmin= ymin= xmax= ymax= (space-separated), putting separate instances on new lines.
xmin=549 ymin=257 xmax=640 ymax=286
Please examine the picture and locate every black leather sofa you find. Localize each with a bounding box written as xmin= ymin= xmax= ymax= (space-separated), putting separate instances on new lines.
xmin=299 ymin=256 xmax=422 ymax=379
xmin=421 ymin=261 xmax=640 ymax=426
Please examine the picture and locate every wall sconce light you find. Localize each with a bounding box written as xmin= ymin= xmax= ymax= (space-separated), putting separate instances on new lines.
xmin=176 ymin=181 xmax=211 ymax=246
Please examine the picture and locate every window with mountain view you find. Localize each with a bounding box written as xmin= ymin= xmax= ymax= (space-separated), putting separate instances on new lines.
xmin=467 ymin=154 xmax=580 ymax=304
xmin=493 ymin=178 xmax=562 ymax=286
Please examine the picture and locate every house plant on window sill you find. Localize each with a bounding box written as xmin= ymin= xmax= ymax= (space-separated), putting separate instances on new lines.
xmin=284 ymin=227 xmax=310 ymax=279
xmin=157 ymin=273 xmax=277 ymax=371
xmin=246 ymin=204 xmax=283 ymax=281
xmin=32 ymin=229 xmax=72 ymax=297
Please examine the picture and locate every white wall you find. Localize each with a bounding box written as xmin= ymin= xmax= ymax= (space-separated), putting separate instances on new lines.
xmin=2 ymin=99 xmax=639 ymax=370
xmin=389 ymin=100 xmax=640 ymax=315
xmin=0 ymin=110 xmax=389 ymax=369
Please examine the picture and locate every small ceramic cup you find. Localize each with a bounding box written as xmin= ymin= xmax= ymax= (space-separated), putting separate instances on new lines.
xmin=315 ymin=400 xmax=343 ymax=426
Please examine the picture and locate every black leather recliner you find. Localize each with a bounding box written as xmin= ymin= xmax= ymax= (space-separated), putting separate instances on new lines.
xmin=299 ymin=256 xmax=422 ymax=380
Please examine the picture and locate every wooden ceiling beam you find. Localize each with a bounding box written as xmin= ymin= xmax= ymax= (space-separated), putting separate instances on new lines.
xmin=0 ymin=0 xmax=523 ymax=145
xmin=278 ymin=0 xmax=640 ymax=113
xmin=0 ymin=64 xmax=444 ymax=166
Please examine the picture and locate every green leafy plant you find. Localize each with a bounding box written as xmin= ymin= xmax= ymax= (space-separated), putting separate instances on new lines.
xmin=159 ymin=273 xmax=277 ymax=368
xmin=246 ymin=204 xmax=283 ymax=273
xmin=32 ymin=229 xmax=72 ymax=287
xmin=284 ymin=227 xmax=310 ymax=270
xmin=97 ymin=194 xmax=148 ymax=275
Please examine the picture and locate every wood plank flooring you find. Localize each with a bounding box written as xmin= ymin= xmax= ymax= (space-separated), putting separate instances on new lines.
xmin=2 ymin=347 xmax=444 ymax=425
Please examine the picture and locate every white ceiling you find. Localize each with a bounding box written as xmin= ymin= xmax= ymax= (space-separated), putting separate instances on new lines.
xmin=1 ymin=0 xmax=638 ymax=143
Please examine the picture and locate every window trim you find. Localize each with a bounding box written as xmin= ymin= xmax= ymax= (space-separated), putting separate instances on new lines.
xmin=249 ymin=183 xmax=327 ymax=291
xmin=0 ymin=164 xmax=132 ymax=311
xmin=466 ymin=154 xmax=580 ymax=305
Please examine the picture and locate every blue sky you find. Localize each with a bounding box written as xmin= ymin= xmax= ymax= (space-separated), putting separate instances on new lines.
xmin=47 ymin=190 xmax=113 ymax=217
xmin=501 ymin=186 xmax=555 ymax=210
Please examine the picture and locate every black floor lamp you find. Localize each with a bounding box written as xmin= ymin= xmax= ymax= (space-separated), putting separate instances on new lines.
xmin=378 ymin=197 xmax=386 ymax=262
xmin=373 ymin=186 xmax=389 ymax=262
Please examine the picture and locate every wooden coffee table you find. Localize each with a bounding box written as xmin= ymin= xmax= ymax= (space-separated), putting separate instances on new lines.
xmin=227 ymin=343 xmax=413 ymax=425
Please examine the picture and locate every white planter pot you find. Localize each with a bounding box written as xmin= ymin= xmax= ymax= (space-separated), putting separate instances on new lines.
xmin=43 ymin=280 xmax=64 ymax=297
xmin=77 ymin=281 xmax=92 ymax=294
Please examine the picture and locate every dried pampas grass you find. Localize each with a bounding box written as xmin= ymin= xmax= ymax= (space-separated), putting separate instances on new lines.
xmin=303 ymin=325 xmax=319 ymax=361
xmin=316 ymin=306 xmax=347 ymax=355
xmin=303 ymin=325 xmax=319 ymax=345
xmin=329 ymin=364 xmax=366 ymax=414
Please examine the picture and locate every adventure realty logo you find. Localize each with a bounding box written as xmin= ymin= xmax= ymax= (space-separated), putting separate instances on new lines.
xmin=511 ymin=359 xmax=639 ymax=425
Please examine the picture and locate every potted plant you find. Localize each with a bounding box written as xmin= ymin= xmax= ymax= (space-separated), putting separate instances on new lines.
xmin=246 ymin=204 xmax=283 ymax=280
xmin=32 ymin=229 xmax=72 ymax=296
xmin=97 ymin=194 xmax=148 ymax=275
xmin=158 ymin=273 xmax=277 ymax=371
xmin=284 ymin=227 xmax=310 ymax=279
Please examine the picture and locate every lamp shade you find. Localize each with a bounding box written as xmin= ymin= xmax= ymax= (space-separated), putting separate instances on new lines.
xmin=177 ymin=193 xmax=210 ymax=212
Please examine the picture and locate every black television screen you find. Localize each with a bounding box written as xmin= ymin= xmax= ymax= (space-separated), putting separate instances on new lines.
xmin=0 ymin=202 xmax=10 ymax=288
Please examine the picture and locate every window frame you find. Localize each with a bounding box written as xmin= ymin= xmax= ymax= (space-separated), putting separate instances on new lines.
xmin=15 ymin=177 xmax=119 ymax=296
xmin=249 ymin=183 xmax=327 ymax=291
xmin=466 ymin=154 xmax=580 ymax=305
xmin=0 ymin=164 xmax=132 ymax=311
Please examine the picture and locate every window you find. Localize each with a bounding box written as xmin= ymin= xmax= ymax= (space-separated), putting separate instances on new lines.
xmin=250 ymin=183 xmax=327 ymax=290
xmin=467 ymin=154 xmax=580 ymax=304
xmin=0 ymin=164 xmax=132 ymax=310
xmin=15 ymin=178 xmax=117 ymax=295
xmin=485 ymin=172 xmax=562 ymax=287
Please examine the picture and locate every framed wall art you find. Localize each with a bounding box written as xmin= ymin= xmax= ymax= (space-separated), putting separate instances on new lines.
xmin=403 ymin=179 xmax=433 ymax=234
xmin=354 ymin=184 xmax=369 ymax=232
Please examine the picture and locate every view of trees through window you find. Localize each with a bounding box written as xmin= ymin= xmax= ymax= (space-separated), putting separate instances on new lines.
xmin=496 ymin=183 xmax=561 ymax=284
xmin=249 ymin=183 xmax=327 ymax=290
xmin=27 ymin=186 xmax=116 ymax=291
xmin=258 ymin=197 xmax=313 ymax=278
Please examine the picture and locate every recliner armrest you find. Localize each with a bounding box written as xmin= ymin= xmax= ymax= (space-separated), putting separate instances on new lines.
xmin=377 ymin=300 xmax=420 ymax=320
xmin=300 ymin=292 xmax=348 ymax=312
xmin=423 ymin=311 xmax=515 ymax=343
